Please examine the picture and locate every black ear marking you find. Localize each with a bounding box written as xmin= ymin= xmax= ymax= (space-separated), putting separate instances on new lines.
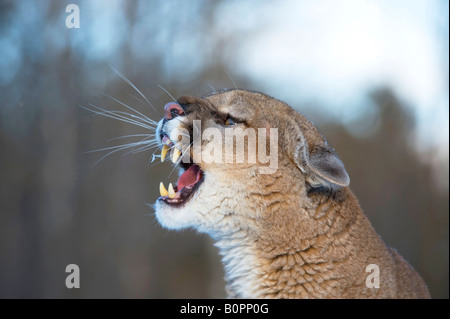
xmin=308 ymin=146 xmax=350 ymax=187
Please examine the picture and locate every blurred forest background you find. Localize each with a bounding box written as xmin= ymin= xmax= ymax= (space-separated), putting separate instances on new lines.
xmin=0 ymin=0 xmax=448 ymax=298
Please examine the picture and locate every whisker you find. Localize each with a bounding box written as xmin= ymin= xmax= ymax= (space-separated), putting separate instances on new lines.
xmin=224 ymin=70 xmax=238 ymax=89
xmin=109 ymin=64 xmax=160 ymax=115
xmin=206 ymin=81 xmax=216 ymax=93
xmin=157 ymin=84 xmax=177 ymax=102
xmin=119 ymin=135 xmax=158 ymax=154
xmin=124 ymin=141 xmax=160 ymax=155
xmin=129 ymin=144 xmax=159 ymax=155
xmin=89 ymin=103 xmax=156 ymax=127
xmin=81 ymin=104 xmax=155 ymax=130
xmin=175 ymin=132 xmax=191 ymax=139
xmin=127 ymin=92 xmax=148 ymax=107
xmin=85 ymin=140 xmax=153 ymax=153
xmin=104 ymin=110 xmax=157 ymax=127
xmin=103 ymin=93 xmax=158 ymax=125
xmin=107 ymin=134 xmax=155 ymax=142
xmin=91 ymin=144 xmax=140 ymax=166
xmin=81 ymin=104 xmax=144 ymax=127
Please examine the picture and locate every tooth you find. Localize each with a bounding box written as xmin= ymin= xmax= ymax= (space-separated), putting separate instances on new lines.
xmin=168 ymin=183 xmax=176 ymax=198
xmin=172 ymin=147 xmax=181 ymax=163
xmin=161 ymin=145 xmax=169 ymax=162
xmin=159 ymin=182 xmax=168 ymax=197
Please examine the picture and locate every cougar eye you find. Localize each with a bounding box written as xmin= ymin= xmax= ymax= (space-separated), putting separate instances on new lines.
xmin=224 ymin=117 xmax=236 ymax=126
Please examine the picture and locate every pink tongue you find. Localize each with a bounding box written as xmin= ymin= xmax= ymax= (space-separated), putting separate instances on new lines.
xmin=177 ymin=165 xmax=202 ymax=190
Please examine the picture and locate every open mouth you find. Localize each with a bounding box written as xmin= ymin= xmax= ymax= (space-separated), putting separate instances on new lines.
xmin=158 ymin=134 xmax=204 ymax=206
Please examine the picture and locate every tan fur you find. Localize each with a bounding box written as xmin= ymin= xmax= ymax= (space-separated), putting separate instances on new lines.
xmin=155 ymin=89 xmax=430 ymax=299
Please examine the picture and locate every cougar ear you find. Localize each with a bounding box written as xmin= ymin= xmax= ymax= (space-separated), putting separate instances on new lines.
xmin=307 ymin=145 xmax=350 ymax=187
xmin=286 ymin=112 xmax=350 ymax=188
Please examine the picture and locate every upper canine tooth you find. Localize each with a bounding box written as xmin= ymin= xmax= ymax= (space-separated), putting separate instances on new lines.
xmin=168 ymin=183 xmax=176 ymax=198
xmin=161 ymin=145 xmax=169 ymax=162
xmin=159 ymin=182 xmax=168 ymax=197
xmin=172 ymin=148 xmax=181 ymax=163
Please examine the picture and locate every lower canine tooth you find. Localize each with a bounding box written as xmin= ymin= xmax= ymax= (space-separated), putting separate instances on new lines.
xmin=172 ymin=148 xmax=181 ymax=163
xmin=159 ymin=182 xmax=168 ymax=197
xmin=168 ymin=183 xmax=176 ymax=198
xmin=161 ymin=145 xmax=169 ymax=162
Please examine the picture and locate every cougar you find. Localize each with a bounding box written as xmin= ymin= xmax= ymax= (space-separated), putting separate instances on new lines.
xmin=154 ymin=89 xmax=430 ymax=299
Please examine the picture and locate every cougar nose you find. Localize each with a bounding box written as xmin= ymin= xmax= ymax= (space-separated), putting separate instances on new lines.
xmin=164 ymin=102 xmax=184 ymax=120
